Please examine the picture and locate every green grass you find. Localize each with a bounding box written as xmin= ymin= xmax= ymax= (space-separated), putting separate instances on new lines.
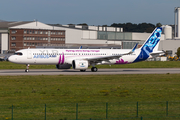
xmin=1 ymin=74 xmax=180 ymax=104
xmin=0 ymin=61 xmax=55 ymax=69
xmin=1 ymin=61 xmax=180 ymax=69
xmin=0 ymin=61 xmax=180 ymax=119
xmin=97 ymin=61 xmax=180 ymax=68
xmin=0 ymin=74 xmax=180 ymax=119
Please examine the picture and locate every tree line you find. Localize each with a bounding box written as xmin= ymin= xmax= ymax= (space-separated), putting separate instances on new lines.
xmin=110 ymin=22 xmax=162 ymax=33
xmin=77 ymin=22 xmax=162 ymax=33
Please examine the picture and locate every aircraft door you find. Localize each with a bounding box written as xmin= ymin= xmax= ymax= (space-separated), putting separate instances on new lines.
xmin=27 ymin=50 xmax=32 ymax=59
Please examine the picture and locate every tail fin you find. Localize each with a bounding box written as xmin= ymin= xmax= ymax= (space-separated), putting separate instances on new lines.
xmin=140 ymin=27 xmax=162 ymax=52
xmin=134 ymin=27 xmax=162 ymax=62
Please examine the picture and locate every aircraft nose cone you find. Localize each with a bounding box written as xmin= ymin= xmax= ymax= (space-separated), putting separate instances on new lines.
xmin=8 ymin=56 xmax=16 ymax=63
xmin=8 ymin=56 xmax=13 ymax=62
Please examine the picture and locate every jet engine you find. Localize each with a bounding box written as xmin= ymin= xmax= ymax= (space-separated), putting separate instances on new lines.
xmin=56 ymin=64 xmax=72 ymax=69
xmin=72 ymin=60 xmax=88 ymax=69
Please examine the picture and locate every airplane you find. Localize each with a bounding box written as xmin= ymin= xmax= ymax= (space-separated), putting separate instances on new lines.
xmin=8 ymin=27 xmax=163 ymax=72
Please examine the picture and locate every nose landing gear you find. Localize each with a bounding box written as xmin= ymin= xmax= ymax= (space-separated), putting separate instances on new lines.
xmin=25 ymin=64 xmax=30 ymax=72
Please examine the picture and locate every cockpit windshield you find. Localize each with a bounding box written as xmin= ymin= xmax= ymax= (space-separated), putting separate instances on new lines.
xmin=14 ymin=52 xmax=23 ymax=55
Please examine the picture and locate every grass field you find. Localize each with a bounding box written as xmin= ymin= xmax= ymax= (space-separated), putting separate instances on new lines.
xmin=0 ymin=74 xmax=180 ymax=119
xmin=0 ymin=61 xmax=180 ymax=119
xmin=1 ymin=61 xmax=180 ymax=69
xmin=1 ymin=74 xmax=180 ymax=104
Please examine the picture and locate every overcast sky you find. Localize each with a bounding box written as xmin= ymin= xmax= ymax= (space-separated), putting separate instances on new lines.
xmin=0 ymin=0 xmax=179 ymax=26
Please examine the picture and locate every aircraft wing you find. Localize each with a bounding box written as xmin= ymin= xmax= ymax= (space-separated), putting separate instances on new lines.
xmin=83 ymin=43 xmax=138 ymax=63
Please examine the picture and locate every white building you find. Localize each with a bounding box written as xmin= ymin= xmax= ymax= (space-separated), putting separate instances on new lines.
xmin=53 ymin=24 xmax=165 ymax=49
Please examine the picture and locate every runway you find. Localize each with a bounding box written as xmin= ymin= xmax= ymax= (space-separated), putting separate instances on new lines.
xmin=0 ymin=68 xmax=180 ymax=75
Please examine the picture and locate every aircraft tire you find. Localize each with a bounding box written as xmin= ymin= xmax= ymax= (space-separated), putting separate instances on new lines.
xmin=91 ymin=67 xmax=98 ymax=72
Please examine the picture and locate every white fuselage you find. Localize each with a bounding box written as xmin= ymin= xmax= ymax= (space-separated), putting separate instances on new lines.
xmin=9 ymin=48 xmax=141 ymax=65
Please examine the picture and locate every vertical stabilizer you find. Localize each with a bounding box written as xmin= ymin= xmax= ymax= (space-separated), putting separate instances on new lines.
xmin=140 ymin=27 xmax=162 ymax=51
xmin=133 ymin=27 xmax=162 ymax=62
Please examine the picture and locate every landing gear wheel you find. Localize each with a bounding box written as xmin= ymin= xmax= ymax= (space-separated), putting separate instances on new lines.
xmin=91 ymin=67 xmax=98 ymax=72
xmin=80 ymin=69 xmax=86 ymax=72
xmin=25 ymin=69 xmax=29 ymax=72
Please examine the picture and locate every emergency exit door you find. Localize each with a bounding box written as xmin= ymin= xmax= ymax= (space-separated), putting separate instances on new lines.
xmin=27 ymin=50 xmax=32 ymax=59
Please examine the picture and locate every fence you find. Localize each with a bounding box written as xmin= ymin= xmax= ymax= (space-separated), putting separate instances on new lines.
xmin=0 ymin=101 xmax=180 ymax=120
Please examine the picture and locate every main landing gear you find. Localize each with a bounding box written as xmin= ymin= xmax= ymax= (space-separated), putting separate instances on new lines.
xmin=91 ymin=67 xmax=98 ymax=72
xmin=25 ymin=64 xmax=30 ymax=72
xmin=79 ymin=67 xmax=98 ymax=72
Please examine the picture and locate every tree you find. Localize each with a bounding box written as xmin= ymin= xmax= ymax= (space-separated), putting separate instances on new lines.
xmin=77 ymin=23 xmax=88 ymax=26
xmin=110 ymin=22 xmax=156 ymax=33
xmin=156 ymin=23 xmax=162 ymax=27
xmin=176 ymin=47 xmax=180 ymax=58
xmin=145 ymin=27 xmax=154 ymax=33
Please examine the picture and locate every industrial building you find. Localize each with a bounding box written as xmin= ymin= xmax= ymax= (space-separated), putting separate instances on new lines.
xmin=0 ymin=21 xmax=165 ymax=52
xmin=1 ymin=7 xmax=180 ymax=57
xmin=0 ymin=21 xmax=65 ymax=53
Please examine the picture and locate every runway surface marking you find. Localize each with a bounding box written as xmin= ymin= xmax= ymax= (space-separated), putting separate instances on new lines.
xmin=0 ymin=68 xmax=179 ymax=75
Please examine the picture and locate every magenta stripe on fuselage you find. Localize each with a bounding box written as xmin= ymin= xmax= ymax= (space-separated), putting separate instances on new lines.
xmin=61 ymin=53 xmax=64 ymax=64
xmin=58 ymin=54 xmax=61 ymax=64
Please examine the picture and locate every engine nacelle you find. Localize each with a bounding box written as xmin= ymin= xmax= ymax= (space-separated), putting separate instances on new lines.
xmin=72 ymin=60 xmax=88 ymax=70
xmin=56 ymin=64 xmax=72 ymax=69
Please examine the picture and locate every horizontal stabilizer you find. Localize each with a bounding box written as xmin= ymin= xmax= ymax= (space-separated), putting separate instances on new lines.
xmin=149 ymin=50 xmax=165 ymax=58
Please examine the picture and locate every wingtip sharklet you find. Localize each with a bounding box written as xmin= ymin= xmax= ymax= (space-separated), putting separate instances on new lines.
xmin=132 ymin=43 xmax=138 ymax=52
xmin=79 ymin=46 xmax=82 ymax=49
xmin=127 ymin=43 xmax=138 ymax=55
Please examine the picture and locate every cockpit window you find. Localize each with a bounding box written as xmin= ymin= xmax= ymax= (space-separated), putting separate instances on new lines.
xmin=14 ymin=52 xmax=23 ymax=55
